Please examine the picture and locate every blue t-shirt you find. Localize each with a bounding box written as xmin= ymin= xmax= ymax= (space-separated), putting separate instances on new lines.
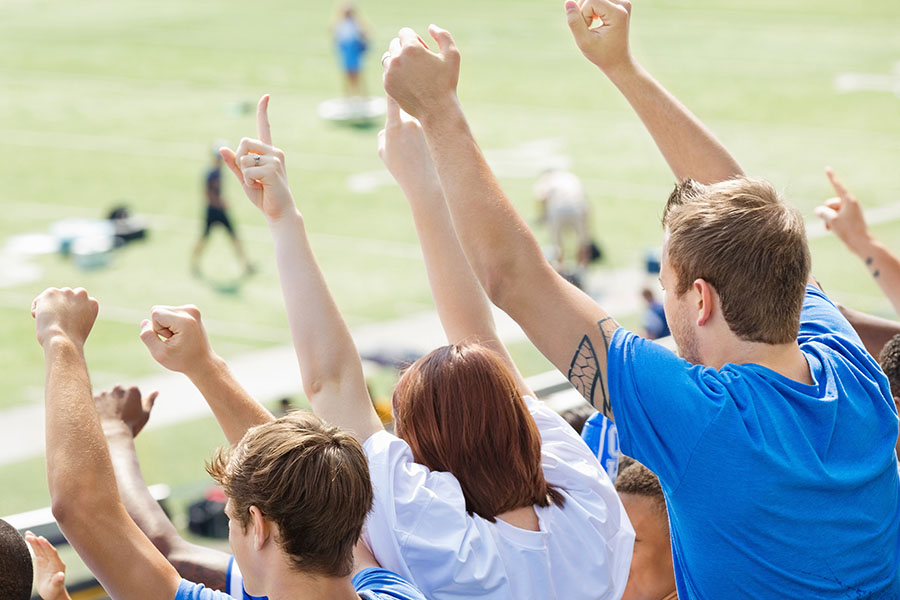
xmin=608 ymin=285 xmax=900 ymax=599
xmin=175 ymin=564 xmax=425 ymax=600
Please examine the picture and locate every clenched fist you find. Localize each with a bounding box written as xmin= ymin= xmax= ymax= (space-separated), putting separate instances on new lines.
xmin=140 ymin=305 xmax=216 ymax=378
xmin=31 ymin=287 xmax=99 ymax=348
xmin=382 ymin=26 xmax=460 ymax=122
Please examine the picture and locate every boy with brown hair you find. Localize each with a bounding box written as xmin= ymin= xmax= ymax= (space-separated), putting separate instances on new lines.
xmin=31 ymin=287 xmax=426 ymax=600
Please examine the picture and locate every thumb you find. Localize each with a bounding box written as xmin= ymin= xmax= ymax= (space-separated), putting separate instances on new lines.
xmin=814 ymin=206 xmax=838 ymax=228
xmin=139 ymin=319 xmax=167 ymax=360
xmin=144 ymin=390 xmax=158 ymax=413
xmin=53 ymin=572 xmax=65 ymax=587
xmin=428 ymin=25 xmax=458 ymax=60
xmin=565 ymin=0 xmax=591 ymax=46
xmin=219 ymin=147 xmax=245 ymax=187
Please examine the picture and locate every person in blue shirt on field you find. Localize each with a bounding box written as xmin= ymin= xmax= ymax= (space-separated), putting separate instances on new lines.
xmin=31 ymin=288 xmax=426 ymax=600
xmin=333 ymin=3 xmax=369 ymax=97
xmin=641 ymin=288 xmax=669 ymax=341
xmin=379 ymin=1 xmax=900 ymax=597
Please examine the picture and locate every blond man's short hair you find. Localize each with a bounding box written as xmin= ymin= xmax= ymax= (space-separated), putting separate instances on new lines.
xmin=662 ymin=177 xmax=811 ymax=345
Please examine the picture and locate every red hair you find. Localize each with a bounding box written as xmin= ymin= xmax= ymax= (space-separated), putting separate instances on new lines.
xmin=393 ymin=343 xmax=564 ymax=521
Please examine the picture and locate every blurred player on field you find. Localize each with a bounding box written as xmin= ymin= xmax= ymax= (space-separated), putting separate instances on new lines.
xmin=535 ymin=169 xmax=593 ymax=271
xmin=191 ymin=146 xmax=254 ymax=277
xmin=333 ymin=2 xmax=370 ymax=98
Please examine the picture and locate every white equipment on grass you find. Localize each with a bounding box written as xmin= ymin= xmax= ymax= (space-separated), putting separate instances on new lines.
xmin=317 ymin=96 xmax=386 ymax=123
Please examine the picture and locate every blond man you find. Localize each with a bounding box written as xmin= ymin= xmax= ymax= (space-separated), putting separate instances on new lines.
xmin=379 ymin=2 xmax=900 ymax=597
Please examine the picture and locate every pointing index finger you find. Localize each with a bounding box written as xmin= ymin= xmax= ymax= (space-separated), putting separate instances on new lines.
xmin=825 ymin=167 xmax=851 ymax=201
xmin=257 ymin=94 xmax=272 ymax=146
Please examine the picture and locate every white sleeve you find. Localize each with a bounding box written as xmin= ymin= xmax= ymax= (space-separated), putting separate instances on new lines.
xmin=523 ymin=396 xmax=612 ymax=491
xmin=362 ymin=431 xmax=508 ymax=598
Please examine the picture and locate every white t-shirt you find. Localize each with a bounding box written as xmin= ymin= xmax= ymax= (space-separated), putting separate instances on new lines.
xmin=362 ymin=396 xmax=634 ymax=600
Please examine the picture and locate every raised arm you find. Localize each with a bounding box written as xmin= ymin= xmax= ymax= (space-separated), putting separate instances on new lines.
xmin=383 ymin=28 xmax=617 ymax=419
xmin=139 ymin=304 xmax=273 ymax=446
xmin=96 ymin=386 xmax=233 ymax=591
xmin=376 ymin=94 xmax=534 ymax=397
xmin=219 ymin=95 xmax=382 ymax=442
xmin=816 ymin=168 xmax=900 ymax=318
xmin=32 ymin=288 xmax=181 ymax=600
xmin=565 ymin=0 xmax=742 ymax=184
xmin=837 ymin=304 xmax=900 ymax=359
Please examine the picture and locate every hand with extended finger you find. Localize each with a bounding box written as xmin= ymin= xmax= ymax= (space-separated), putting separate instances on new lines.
xmin=95 ymin=385 xmax=158 ymax=438
xmin=382 ymin=25 xmax=460 ymax=122
xmin=219 ymin=95 xmax=295 ymax=223
xmin=377 ymin=95 xmax=441 ymax=194
xmin=139 ymin=305 xmax=216 ymax=378
xmin=25 ymin=532 xmax=72 ymax=600
xmin=31 ymin=287 xmax=99 ymax=348
xmin=814 ymin=167 xmax=872 ymax=254
xmin=565 ymin=0 xmax=634 ymax=74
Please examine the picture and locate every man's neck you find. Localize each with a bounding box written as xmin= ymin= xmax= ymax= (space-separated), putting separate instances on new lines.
xmin=263 ymin=570 xmax=360 ymax=600
xmin=719 ymin=340 xmax=813 ymax=385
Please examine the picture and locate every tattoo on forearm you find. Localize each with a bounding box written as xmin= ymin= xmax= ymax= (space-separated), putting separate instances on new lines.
xmin=567 ymin=317 xmax=618 ymax=419
xmin=865 ymin=257 xmax=881 ymax=278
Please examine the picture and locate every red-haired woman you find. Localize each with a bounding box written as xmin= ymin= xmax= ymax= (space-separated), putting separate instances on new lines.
xmin=219 ymin=95 xmax=633 ymax=599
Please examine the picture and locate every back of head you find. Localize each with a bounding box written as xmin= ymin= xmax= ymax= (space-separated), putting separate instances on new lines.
xmin=392 ymin=343 xmax=563 ymax=521
xmin=615 ymin=462 xmax=666 ymax=518
xmin=662 ymin=177 xmax=810 ymax=344
xmin=0 ymin=519 xmax=32 ymax=600
xmin=207 ymin=412 xmax=372 ymax=578
xmin=879 ymin=334 xmax=900 ymax=399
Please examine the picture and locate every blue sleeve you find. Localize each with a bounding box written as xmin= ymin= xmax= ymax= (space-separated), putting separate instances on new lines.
xmin=175 ymin=580 xmax=234 ymax=600
xmin=607 ymin=328 xmax=727 ymax=489
xmin=798 ymin=284 xmax=864 ymax=347
xmin=353 ymin=568 xmax=426 ymax=600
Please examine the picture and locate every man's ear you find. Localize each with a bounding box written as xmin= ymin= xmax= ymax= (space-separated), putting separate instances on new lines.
xmin=694 ymin=279 xmax=716 ymax=327
xmin=249 ymin=506 xmax=269 ymax=551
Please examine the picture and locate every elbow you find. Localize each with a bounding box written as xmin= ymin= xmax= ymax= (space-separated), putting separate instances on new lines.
xmin=302 ymin=376 xmax=325 ymax=403
xmin=481 ymin=252 xmax=548 ymax=312
xmin=480 ymin=257 xmax=521 ymax=310
xmin=51 ymin=494 xmax=89 ymax=533
xmin=50 ymin=479 xmax=106 ymax=532
xmin=50 ymin=496 xmax=73 ymax=528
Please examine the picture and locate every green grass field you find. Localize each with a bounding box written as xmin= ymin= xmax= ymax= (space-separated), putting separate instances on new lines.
xmin=2 ymin=0 xmax=900 ymax=588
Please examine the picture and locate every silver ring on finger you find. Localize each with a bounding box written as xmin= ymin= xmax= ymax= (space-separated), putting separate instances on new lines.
xmin=381 ymin=51 xmax=391 ymax=67
xmin=254 ymin=154 xmax=261 ymax=165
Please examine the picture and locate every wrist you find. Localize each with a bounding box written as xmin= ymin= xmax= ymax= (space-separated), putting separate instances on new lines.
xmin=602 ymin=55 xmax=641 ymax=84
xmin=100 ymin=420 xmax=135 ymax=441
xmin=266 ymin=207 xmax=303 ymax=233
xmin=419 ymin=94 xmax=464 ymax=130
xmin=185 ymin=352 xmax=227 ymax=388
xmin=849 ymin=231 xmax=877 ymax=258
xmin=399 ymin=175 xmax=444 ymax=203
xmin=41 ymin=333 xmax=82 ymax=354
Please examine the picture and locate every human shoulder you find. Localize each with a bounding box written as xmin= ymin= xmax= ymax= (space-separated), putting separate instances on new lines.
xmin=354 ymin=567 xmax=427 ymax=600
xmin=175 ymin=580 xmax=234 ymax=600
